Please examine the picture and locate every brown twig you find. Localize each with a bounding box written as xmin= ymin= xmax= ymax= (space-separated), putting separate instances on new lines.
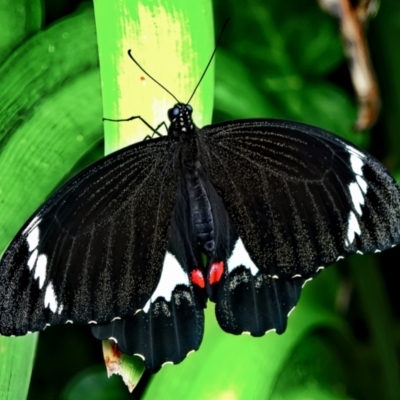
xmin=318 ymin=0 xmax=380 ymax=131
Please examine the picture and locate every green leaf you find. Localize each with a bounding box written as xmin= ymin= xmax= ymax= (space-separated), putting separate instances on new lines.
xmin=62 ymin=365 xmax=132 ymax=400
xmin=94 ymin=0 xmax=214 ymax=154
xmin=0 ymin=0 xmax=43 ymax=65
xmin=214 ymin=50 xmax=283 ymax=120
xmin=271 ymin=333 xmax=355 ymax=400
xmin=0 ymin=335 xmax=38 ymax=400
xmin=0 ymin=7 xmax=101 ymax=397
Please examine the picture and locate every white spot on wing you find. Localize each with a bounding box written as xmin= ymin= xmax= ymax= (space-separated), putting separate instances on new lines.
xmin=356 ymin=175 xmax=367 ymax=194
xmin=162 ymin=361 xmax=174 ymax=367
xmin=27 ymin=226 xmax=39 ymax=251
xmin=345 ymin=211 xmax=361 ymax=246
xmin=349 ymin=182 xmax=365 ymax=215
xmin=302 ymin=278 xmax=313 ymax=288
xmin=227 ymin=237 xmax=259 ymax=276
xmin=287 ymin=306 xmax=296 ymax=317
xmin=346 ymin=145 xmax=365 ymax=176
xmin=348 ymin=146 xmax=365 ymax=158
xmin=345 ymin=145 xmax=367 ymax=245
xmin=350 ymin=154 xmax=364 ymax=175
xmin=34 ymin=254 xmax=47 ymax=289
xmin=44 ymin=282 xmax=58 ymax=312
xmin=142 ymin=251 xmax=189 ymax=313
xmin=134 ymin=353 xmax=145 ymax=361
xmin=111 ymin=316 xmax=121 ymax=322
xmin=28 ymin=249 xmax=38 ymax=270
xmin=24 ymin=216 xmax=41 ymax=234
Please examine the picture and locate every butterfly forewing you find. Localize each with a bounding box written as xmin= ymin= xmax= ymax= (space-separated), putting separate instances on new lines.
xmin=201 ymin=119 xmax=400 ymax=279
xmin=0 ymin=137 xmax=179 ymax=335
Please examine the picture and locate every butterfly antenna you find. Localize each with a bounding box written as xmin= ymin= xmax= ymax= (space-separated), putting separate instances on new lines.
xmin=127 ymin=50 xmax=180 ymax=103
xmin=186 ymin=18 xmax=231 ymax=105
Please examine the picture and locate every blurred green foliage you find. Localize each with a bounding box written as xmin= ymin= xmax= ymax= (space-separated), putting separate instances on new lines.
xmin=0 ymin=0 xmax=399 ymax=399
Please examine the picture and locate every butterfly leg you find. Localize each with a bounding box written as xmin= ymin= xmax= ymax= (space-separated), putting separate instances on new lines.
xmin=103 ymin=115 xmax=168 ymax=139
xmin=142 ymin=121 xmax=169 ymax=140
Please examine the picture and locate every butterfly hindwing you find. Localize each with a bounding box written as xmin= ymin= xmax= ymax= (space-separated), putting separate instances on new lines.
xmin=201 ymin=119 xmax=400 ymax=280
xmin=204 ymin=186 xmax=306 ymax=336
xmin=92 ymin=180 xmax=206 ymax=373
xmin=215 ymin=264 xmax=305 ymax=336
xmin=0 ymin=137 xmax=180 ymax=335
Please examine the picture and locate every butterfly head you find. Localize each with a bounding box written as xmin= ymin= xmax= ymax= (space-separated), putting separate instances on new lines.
xmin=167 ymin=103 xmax=196 ymax=137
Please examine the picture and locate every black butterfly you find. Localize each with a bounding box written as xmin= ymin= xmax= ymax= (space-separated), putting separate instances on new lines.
xmin=1 ymin=98 xmax=400 ymax=373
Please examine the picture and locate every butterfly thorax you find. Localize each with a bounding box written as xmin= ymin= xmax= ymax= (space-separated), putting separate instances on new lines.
xmin=167 ymin=103 xmax=196 ymax=138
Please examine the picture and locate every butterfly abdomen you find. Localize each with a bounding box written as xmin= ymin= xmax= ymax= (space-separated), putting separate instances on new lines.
xmin=186 ymin=169 xmax=215 ymax=255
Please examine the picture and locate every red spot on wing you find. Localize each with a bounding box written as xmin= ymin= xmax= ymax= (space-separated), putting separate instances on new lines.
xmin=191 ymin=269 xmax=205 ymax=288
xmin=140 ymin=76 xmax=145 ymax=81
xmin=209 ymin=261 xmax=224 ymax=284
